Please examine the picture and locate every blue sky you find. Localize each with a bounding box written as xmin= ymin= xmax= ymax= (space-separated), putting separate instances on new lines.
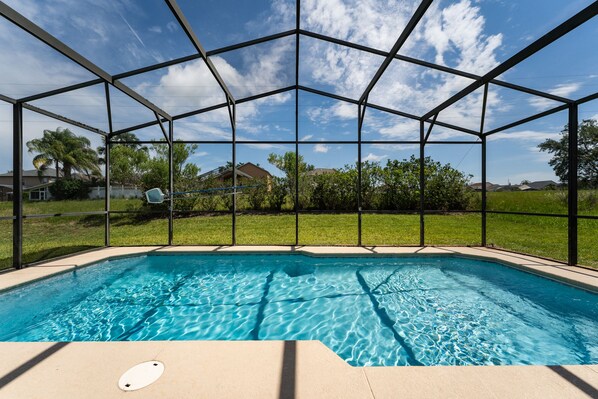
xmin=0 ymin=0 xmax=597 ymax=185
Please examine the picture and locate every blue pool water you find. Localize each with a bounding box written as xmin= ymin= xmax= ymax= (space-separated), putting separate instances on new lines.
xmin=0 ymin=254 xmax=596 ymax=366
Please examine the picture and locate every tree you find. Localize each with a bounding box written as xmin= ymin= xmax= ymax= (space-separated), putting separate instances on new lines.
xmin=538 ymin=119 xmax=598 ymax=188
xmin=109 ymin=145 xmax=149 ymax=186
xmin=423 ymin=157 xmax=473 ymax=210
xmin=378 ymin=157 xmax=421 ymax=210
xmin=268 ymin=152 xmax=314 ymax=208
xmin=97 ymin=132 xmax=143 ymax=165
xmin=140 ymin=141 xmax=201 ymax=211
xmin=26 ymin=127 xmax=101 ymax=178
xmin=95 ymin=132 xmax=150 ymax=186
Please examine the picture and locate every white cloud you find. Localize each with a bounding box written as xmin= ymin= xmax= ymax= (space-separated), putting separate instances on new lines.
xmin=378 ymin=119 xmax=420 ymax=140
xmin=332 ymin=102 xmax=357 ymax=119
xmin=549 ymin=83 xmax=581 ymax=98
xmin=300 ymin=0 xmax=504 ymax=137
xmin=166 ymin=21 xmax=178 ymax=33
xmin=363 ymin=153 xmax=387 ymax=162
xmin=527 ymin=146 xmax=553 ymax=163
xmin=528 ymin=82 xmax=580 ymax=110
xmin=487 ymin=130 xmax=559 ymax=142
xmin=302 ymin=134 xmax=314 ymax=141
xmin=313 ymin=143 xmax=329 ymax=153
xmin=148 ymin=26 xmax=162 ymax=34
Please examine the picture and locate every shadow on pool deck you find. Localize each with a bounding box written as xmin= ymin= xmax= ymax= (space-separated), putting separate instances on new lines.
xmin=279 ymin=340 xmax=296 ymax=399
xmin=0 ymin=341 xmax=597 ymax=398
xmin=549 ymin=365 xmax=598 ymax=398
xmin=0 ymin=342 xmax=68 ymax=389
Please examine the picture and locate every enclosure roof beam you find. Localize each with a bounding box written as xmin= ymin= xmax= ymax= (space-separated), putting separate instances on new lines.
xmin=0 ymin=1 xmax=172 ymax=120
xmin=164 ymin=0 xmax=236 ymax=104
xmin=22 ymin=103 xmax=108 ymax=136
xmin=18 ymin=30 xmax=296 ymax=104
xmin=19 ymin=79 xmax=103 ymax=103
xmin=111 ymin=81 xmax=171 ymax=120
xmin=298 ymin=85 xmax=480 ymax=136
xmin=115 ymin=30 xmax=296 ymax=80
xmin=0 ymin=93 xmax=16 ymax=104
xmin=173 ymin=86 xmax=295 ymax=121
xmin=484 ymin=103 xmax=569 ymax=136
xmin=575 ymin=91 xmax=598 ymax=105
xmin=421 ymin=2 xmax=598 ymax=121
xmin=358 ymin=0 xmax=433 ymax=104
xmin=110 ymin=86 xmax=296 ymax=137
xmin=299 ymin=30 xmax=572 ymax=104
xmin=154 ymin=111 xmax=171 ymax=144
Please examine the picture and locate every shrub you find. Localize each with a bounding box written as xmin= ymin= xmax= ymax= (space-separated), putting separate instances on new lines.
xmin=243 ymin=177 xmax=269 ymax=210
xmin=49 ymin=178 xmax=91 ymax=200
xmin=266 ymin=177 xmax=287 ymax=211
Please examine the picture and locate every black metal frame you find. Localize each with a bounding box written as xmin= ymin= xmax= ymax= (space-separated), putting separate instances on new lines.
xmin=1 ymin=0 xmax=597 ymax=269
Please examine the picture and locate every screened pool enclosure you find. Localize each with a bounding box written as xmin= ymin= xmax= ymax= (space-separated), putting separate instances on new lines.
xmin=0 ymin=0 xmax=597 ymax=269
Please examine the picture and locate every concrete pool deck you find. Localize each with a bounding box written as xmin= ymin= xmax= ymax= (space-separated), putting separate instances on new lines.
xmin=0 ymin=246 xmax=597 ymax=398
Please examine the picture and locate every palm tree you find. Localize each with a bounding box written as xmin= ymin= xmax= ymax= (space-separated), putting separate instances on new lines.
xmin=26 ymin=127 xmax=101 ymax=178
xmin=97 ymin=132 xmax=143 ymax=165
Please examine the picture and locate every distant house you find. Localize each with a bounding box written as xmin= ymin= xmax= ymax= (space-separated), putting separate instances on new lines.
xmin=527 ymin=180 xmax=559 ymax=190
xmin=478 ymin=179 xmax=561 ymax=192
xmin=0 ymin=169 xmax=136 ymax=201
xmin=0 ymin=168 xmax=61 ymax=201
xmin=199 ymin=162 xmax=272 ymax=184
xmin=517 ymin=184 xmax=533 ymax=191
xmin=0 ymin=168 xmax=60 ymax=187
xmin=0 ymin=184 xmax=12 ymax=201
xmin=469 ymin=182 xmax=497 ymax=191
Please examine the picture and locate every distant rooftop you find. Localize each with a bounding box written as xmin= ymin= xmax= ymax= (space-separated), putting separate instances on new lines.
xmin=0 ymin=168 xmax=60 ymax=178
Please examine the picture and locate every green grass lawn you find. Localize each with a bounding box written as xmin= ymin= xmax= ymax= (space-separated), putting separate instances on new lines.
xmin=487 ymin=190 xmax=598 ymax=215
xmin=0 ymin=191 xmax=596 ymax=270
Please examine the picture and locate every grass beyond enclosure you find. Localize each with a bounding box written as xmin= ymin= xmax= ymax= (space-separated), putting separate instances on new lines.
xmin=0 ymin=190 xmax=596 ymax=270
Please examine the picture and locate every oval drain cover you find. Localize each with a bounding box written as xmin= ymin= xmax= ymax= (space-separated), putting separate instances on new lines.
xmin=118 ymin=361 xmax=164 ymax=391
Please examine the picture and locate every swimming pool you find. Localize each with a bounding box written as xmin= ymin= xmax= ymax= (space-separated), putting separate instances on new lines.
xmin=0 ymin=254 xmax=596 ymax=366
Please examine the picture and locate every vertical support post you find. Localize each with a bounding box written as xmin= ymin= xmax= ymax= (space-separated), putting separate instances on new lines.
xmin=105 ymin=141 xmax=111 ymax=246
xmin=104 ymin=83 xmax=112 ymax=247
xmin=13 ymin=102 xmax=23 ymax=269
xmin=480 ymin=83 xmax=489 ymax=247
xmin=481 ymin=135 xmax=487 ymax=246
xmin=419 ymin=120 xmax=425 ymax=247
xmin=294 ymin=0 xmax=300 ymax=246
xmin=294 ymin=92 xmax=299 ymax=246
xmin=357 ymin=103 xmax=365 ymax=246
xmin=567 ymin=103 xmax=578 ymax=265
xmin=231 ymin=102 xmax=237 ymax=246
xmin=168 ymin=120 xmax=174 ymax=245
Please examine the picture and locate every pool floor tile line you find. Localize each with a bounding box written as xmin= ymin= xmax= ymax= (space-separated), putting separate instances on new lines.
xmin=355 ymin=270 xmax=423 ymax=366
xmin=0 ymin=265 xmax=140 ymax=341
xmin=116 ymin=273 xmax=194 ymax=341
xmin=370 ymin=267 xmax=402 ymax=293
xmin=250 ymin=271 xmax=274 ymax=340
xmin=438 ymin=268 xmax=595 ymax=365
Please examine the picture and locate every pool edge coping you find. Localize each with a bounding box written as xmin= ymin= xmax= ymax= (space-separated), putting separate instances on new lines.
xmin=1 ymin=247 xmax=597 ymax=398
xmin=1 ymin=246 xmax=597 ymax=295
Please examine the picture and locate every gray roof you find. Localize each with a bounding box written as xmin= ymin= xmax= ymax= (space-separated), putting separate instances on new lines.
xmin=23 ymin=182 xmax=55 ymax=191
xmin=0 ymin=168 xmax=60 ymax=178
xmin=528 ymin=180 xmax=558 ymax=189
xmin=199 ymin=163 xmax=255 ymax=180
